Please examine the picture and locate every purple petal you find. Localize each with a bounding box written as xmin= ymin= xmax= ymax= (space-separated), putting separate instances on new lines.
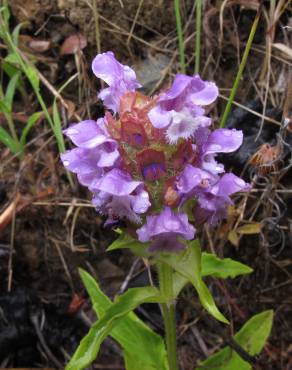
xmin=131 ymin=189 xmax=151 ymax=214
xmin=92 ymin=52 xmax=120 ymax=85
xmin=61 ymin=147 xmax=97 ymax=174
xmin=201 ymin=155 xmax=225 ymax=175
xmin=105 ymin=195 xmax=142 ymax=224
xmin=210 ymin=173 xmax=251 ymax=198
xmin=166 ymin=110 xmax=211 ymax=143
xmin=97 ymin=148 xmax=120 ymax=167
xmin=92 ymin=188 xmax=150 ymax=224
xmin=193 ymin=204 xmax=226 ymax=226
xmin=188 ymin=76 xmax=218 ymax=105
xmin=159 ymin=74 xmax=192 ymax=103
xmin=63 ymin=118 xmax=114 ymax=149
xmin=92 ymin=51 xmax=141 ymax=112
xmin=137 ymin=207 xmax=195 ymax=243
xmin=205 ymin=129 xmax=243 ymax=155
xmin=148 ymin=105 xmax=173 ymax=129
xmin=92 ymin=168 xmax=143 ymax=196
xmin=176 ymin=165 xmax=213 ymax=194
xmin=148 ymin=235 xmax=186 ymax=252
xmin=98 ymin=87 xmax=119 ymax=113
xmin=61 ymin=147 xmax=104 ymax=186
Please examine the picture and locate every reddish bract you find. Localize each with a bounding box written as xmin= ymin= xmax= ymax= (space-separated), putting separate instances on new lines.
xmin=137 ymin=149 xmax=166 ymax=181
xmin=172 ymin=140 xmax=196 ymax=170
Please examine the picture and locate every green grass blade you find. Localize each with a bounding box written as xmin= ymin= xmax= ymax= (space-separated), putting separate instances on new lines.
xmin=20 ymin=111 xmax=42 ymax=147
xmin=0 ymin=126 xmax=20 ymax=154
xmin=12 ymin=22 xmax=24 ymax=45
xmin=195 ymin=0 xmax=202 ymax=74
xmin=4 ymin=71 xmax=20 ymax=110
xmin=52 ymin=100 xmax=65 ymax=153
xmin=219 ymin=6 xmax=261 ymax=128
xmin=174 ymin=0 xmax=186 ymax=73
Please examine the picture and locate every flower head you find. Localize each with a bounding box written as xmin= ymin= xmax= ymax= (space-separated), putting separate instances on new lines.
xmin=61 ymin=52 xmax=250 ymax=252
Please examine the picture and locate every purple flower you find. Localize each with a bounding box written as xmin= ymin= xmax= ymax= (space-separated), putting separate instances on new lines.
xmin=63 ymin=118 xmax=115 ymax=148
xmin=148 ymin=74 xmax=218 ymax=143
xmin=61 ymin=118 xmax=120 ymax=188
xmin=193 ymin=127 xmax=243 ymax=175
xmin=155 ymin=74 xmax=218 ymax=112
xmin=92 ymin=51 xmax=141 ymax=113
xmin=92 ymin=168 xmax=151 ymax=224
xmin=176 ymin=164 xmax=213 ymax=196
xmin=195 ymin=173 xmax=250 ymax=225
xmin=176 ymin=164 xmax=250 ymax=225
xmin=137 ymin=207 xmax=195 ymax=252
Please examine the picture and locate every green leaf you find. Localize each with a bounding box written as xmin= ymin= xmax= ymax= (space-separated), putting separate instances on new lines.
xmin=195 ymin=310 xmax=273 ymax=370
xmin=173 ymin=252 xmax=253 ymax=297
xmin=79 ymin=269 xmax=168 ymax=370
xmin=0 ymin=126 xmax=20 ymax=153
xmin=0 ymin=100 xmax=10 ymax=114
xmin=66 ymin=284 xmax=165 ymax=370
xmin=20 ymin=111 xmax=42 ymax=146
xmin=237 ymin=223 xmax=261 ymax=235
xmin=201 ymin=253 xmax=253 ymax=279
xmin=0 ymin=4 xmax=10 ymax=26
xmin=12 ymin=22 xmax=24 ymax=45
xmin=4 ymin=52 xmax=21 ymax=66
xmin=160 ymin=240 xmax=228 ymax=324
xmin=4 ymin=71 xmax=20 ymax=110
xmin=124 ymin=351 xmax=160 ymax=370
xmin=52 ymin=100 xmax=66 ymax=153
xmin=25 ymin=65 xmax=39 ymax=90
xmin=107 ymin=231 xmax=150 ymax=257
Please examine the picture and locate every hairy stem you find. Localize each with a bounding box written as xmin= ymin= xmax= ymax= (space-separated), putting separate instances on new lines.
xmin=158 ymin=262 xmax=178 ymax=370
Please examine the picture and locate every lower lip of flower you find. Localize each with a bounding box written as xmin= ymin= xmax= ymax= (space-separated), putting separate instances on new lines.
xmin=142 ymin=163 xmax=166 ymax=181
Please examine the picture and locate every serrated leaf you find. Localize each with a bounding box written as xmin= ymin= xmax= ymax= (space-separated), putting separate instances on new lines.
xmin=173 ymin=253 xmax=253 ymax=297
xmin=66 ymin=284 xmax=165 ymax=370
xmin=79 ymin=269 xmax=168 ymax=370
xmin=237 ymin=223 xmax=261 ymax=235
xmin=196 ymin=310 xmax=273 ymax=370
xmin=201 ymin=253 xmax=253 ymax=279
xmin=160 ymin=240 xmax=228 ymax=324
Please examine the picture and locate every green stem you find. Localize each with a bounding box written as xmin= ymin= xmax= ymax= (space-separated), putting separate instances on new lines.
xmin=219 ymin=6 xmax=261 ymax=128
xmin=195 ymin=0 xmax=202 ymax=74
xmin=174 ymin=0 xmax=186 ymax=73
xmin=158 ymin=262 xmax=178 ymax=370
